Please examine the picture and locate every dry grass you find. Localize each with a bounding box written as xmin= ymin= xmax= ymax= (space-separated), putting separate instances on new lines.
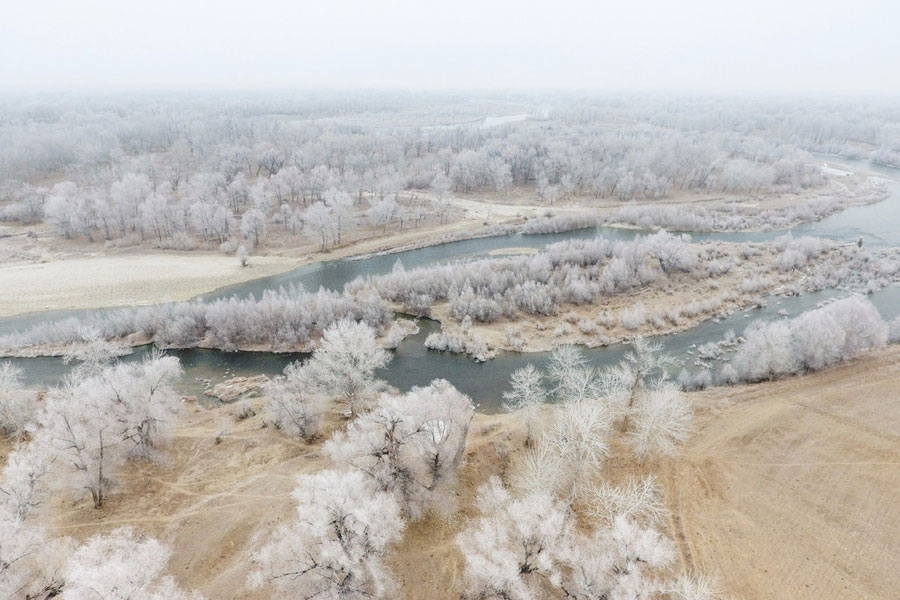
xmin=1 ymin=345 xmax=892 ymax=598
xmin=662 ymin=345 xmax=900 ymax=599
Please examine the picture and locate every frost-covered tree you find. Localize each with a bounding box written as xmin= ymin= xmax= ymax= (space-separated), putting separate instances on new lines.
xmin=0 ymin=362 xmax=33 ymax=440
xmin=587 ymin=475 xmax=667 ymax=526
xmin=457 ymin=476 xmax=575 ymax=599
xmin=248 ymin=470 xmax=404 ymax=599
xmin=63 ymin=326 xmax=130 ymax=374
xmin=263 ymin=361 xmax=325 ymax=440
xmin=104 ymin=351 xmax=183 ymax=460
xmin=33 ymin=353 xmax=183 ymax=506
xmin=326 ymin=379 xmax=473 ymax=518
xmin=626 ymin=383 xmax=692 ymax=458
xmin=0 ymin=509 xmax=57 ymax=599
xmin=730 ymin=296 xmax=888 ymax=382
xmin=324 ymin=188 xmax=354 ymax=246
xmin=298 ymin=318 xmax=390 ymax=416
xmin=647 ymin=230 xmax=696 ymax=274
xmin=0 ymin=443 xmax=65 ymax=599
xmin=545 ymin=345 xmax=599 ymax=404
xmin=545 ymin=398 xmax=613 ymax=498
xmin=43 ymin=181 xmax=81 ymax=239
xmin=430 ymin=172 xmax=452 ymax=224
xmin=0 ymin=443 xmax=53 ymax=522
xmin=539 ymin=340 xmax=690 ymax=462
xmin=502 ymin=364 xmax=546 ymax=447
xmin=34 ymin=375 xmax=127 ymax=508
xmin=730 ymin=319 xmax=797 ymax=381
xmin=457 ymin=476 xmax=683 ymax=600
xmin=510 ymin=441 xmax=565 ymax=497
xmin=367 ymin=196 xmax=397 ymax=232
xmin=610 ymin=337 xmax=677 ymax=430
xmin=302 ymin=201 xmax=332 ymax=251
xmin=240 ymin=207 xmax=267 ymax=246
xmin=63 ymin=527 xmax=202 ymax=600
xmin=889 ymin=315 xmax=900 ymax=343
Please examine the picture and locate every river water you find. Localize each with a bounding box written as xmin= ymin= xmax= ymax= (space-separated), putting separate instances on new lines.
xmin=3 ymin=156 xmax=898 ymax=411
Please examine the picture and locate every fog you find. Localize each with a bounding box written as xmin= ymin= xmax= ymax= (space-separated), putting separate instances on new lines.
xmin=1 ymin=0 xmax=898 ymax=93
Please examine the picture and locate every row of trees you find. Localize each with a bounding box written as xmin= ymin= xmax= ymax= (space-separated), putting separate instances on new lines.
xmin=0 ymin=231 xmax=784 ymax=357
xmin=0 ymin=232 xmax=722 ymax=355
xmin=605 ymin=187 xmax=885 ymax=233
xmin=5 ymin=231 xmax=892 ymax=362
xmin=349 ymin=232 xmax=708 ymax=326
xmin=0 ymin=285 xmax=393 ymax=354
xmin=724 ymin=296 xmax=890 ymax=382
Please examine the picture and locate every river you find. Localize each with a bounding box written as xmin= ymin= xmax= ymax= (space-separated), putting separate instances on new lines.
xmin=3 ymin=156 xmax=898 ymax=411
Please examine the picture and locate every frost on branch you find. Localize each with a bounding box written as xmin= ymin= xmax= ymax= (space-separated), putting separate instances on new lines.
xmin=457 ymin=477 xmax=701 ymax=600
xmin=295 ymin=318 xmax=390 ymax=416
xmin=248 ymin=470 xmax=404 ymax=599
xmin=263 ymin=361 xmax=324 ymax=440
xmin=63 ymin=527 xmax=203 ymax=600
xmin=325 ymin=379 xmax=474 ymax=518
xmin=502 ymin=364 xmax=547 ymax=447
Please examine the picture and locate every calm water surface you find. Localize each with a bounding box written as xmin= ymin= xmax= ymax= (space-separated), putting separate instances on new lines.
xmin=4 ymin=156 xmax=899 ymax=411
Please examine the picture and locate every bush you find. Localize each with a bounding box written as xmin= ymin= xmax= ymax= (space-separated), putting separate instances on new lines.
xmin=730 ymin=296 xmax=888 ymax=382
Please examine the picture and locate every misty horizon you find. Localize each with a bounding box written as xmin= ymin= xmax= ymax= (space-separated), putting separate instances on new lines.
xmin=2 ymin=0 xmax=899 ymax=95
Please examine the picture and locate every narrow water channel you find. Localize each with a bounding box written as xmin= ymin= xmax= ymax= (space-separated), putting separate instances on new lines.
xmin=3 ymin=156 xmax=898 ymax=411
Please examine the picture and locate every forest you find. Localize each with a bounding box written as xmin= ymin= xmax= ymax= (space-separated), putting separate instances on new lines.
xmin=2 ymin=93 xmax=898 ymax=255
xmin=1 ymin=91 xmax=900 ymax=600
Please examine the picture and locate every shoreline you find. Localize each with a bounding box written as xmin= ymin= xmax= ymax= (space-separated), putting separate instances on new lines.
xmin=0 ymin=168 xmax=889 ymax=321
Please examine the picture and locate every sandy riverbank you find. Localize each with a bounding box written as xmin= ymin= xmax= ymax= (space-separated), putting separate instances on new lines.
xmin=0 ymin=254 xmax=299 ymax=317
xmin=0 ymin=166 xmax=884 ymax=319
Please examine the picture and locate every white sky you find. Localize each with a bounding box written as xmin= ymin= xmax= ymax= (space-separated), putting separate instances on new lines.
xmin=1 ymin=0 xmax=898 ymax=94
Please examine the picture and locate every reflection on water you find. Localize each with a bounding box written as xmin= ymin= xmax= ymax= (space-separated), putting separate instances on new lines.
xmin=4 ymin=158 xmax=900 ymax=411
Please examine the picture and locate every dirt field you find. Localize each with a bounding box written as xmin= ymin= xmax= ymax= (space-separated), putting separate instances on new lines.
xmin=13 ymin=345 xmax=895 ymax=598
xmin=664 ymin=345 xmax=900 ymax=600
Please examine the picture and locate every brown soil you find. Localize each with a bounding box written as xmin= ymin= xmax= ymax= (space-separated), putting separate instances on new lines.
xmin=662 ymin=345 xmax=900 ymax=600
xmin=10 ymin=345 xmax=895 ymax=599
